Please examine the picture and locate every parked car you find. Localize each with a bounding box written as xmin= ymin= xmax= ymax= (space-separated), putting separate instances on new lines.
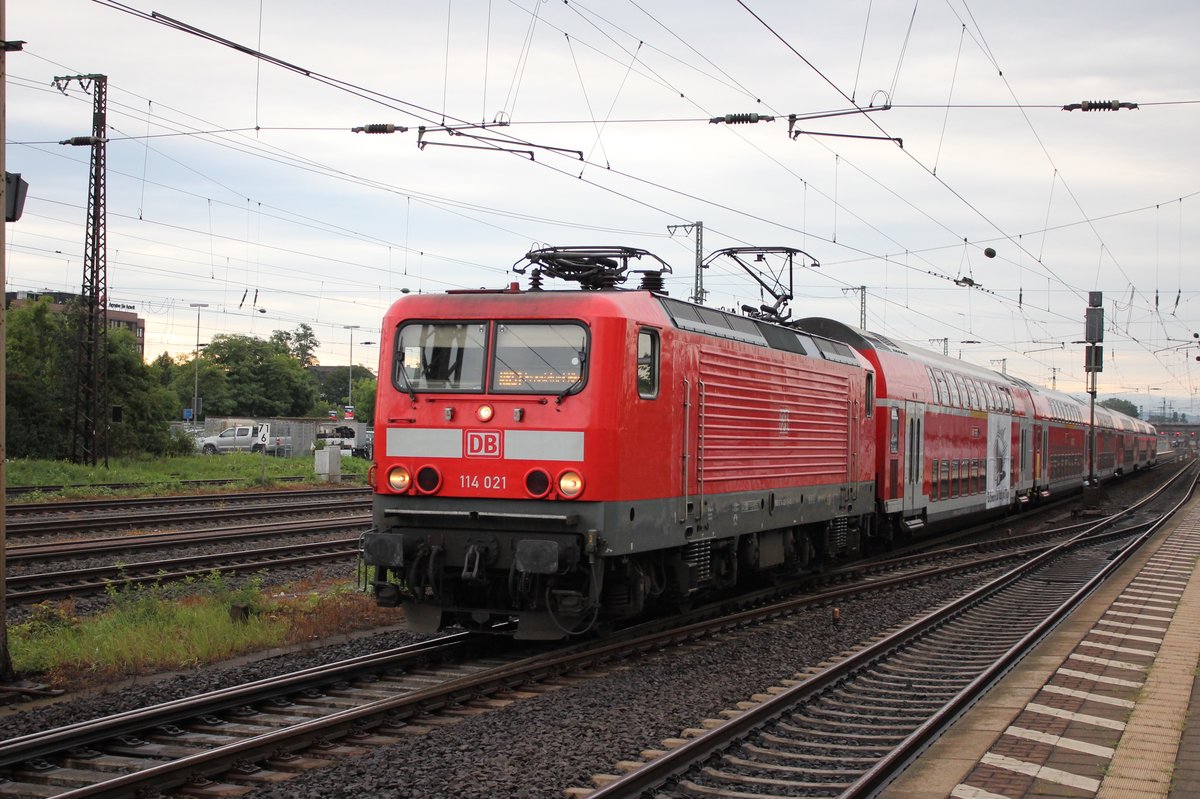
xmin=197 ymin=424 xmax=290 ymax=455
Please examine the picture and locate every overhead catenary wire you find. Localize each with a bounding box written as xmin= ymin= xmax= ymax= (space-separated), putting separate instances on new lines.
xmin=13 ymin=3 xmax=1195 ymax=395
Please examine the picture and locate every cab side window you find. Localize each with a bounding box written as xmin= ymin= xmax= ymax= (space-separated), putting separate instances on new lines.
xmin=637 ymin=329 xmax=659 ymax=399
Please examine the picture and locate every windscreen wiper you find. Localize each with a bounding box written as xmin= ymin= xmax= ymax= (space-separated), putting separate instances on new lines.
xmin=556 ymin=353 xmax=586 ymax=405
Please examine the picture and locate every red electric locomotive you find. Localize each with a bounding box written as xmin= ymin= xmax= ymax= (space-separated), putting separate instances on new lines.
xmin=361 ymin=247 xmax=879 ymax=639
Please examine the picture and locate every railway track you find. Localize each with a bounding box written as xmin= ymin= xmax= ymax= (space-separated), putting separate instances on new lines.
xmin=4 ymin=490 xmax=370 ymax=541
xmin=4 ymin=475 xmax=365 ymax=498
xmin=2 ymin=467 xmax=1190 ymax=798
xmin=6 ymin=517 xmax=369 ymax=565
xmin=6 ymin=508 xmax=372 ymax=606
xmin=581 ymin=462 xmax=1199 ymax=798
xmin=5 ymin=537 xmax=363 ymax=604
xmin=4 ymin=487 xmax=368 ymax=517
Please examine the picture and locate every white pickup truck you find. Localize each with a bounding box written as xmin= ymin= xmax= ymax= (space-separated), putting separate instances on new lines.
xmin=197 ymin=424 xmax=290 ymax=455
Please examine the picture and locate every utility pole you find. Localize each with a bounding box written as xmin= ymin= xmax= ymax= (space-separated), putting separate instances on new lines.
xmin=929 ymin=338 xmax=949 ymax=356
xmin=1 ymin=6 xmax=18 ymax=682
xmin=55 ymin=74 xmax=108 ymax=467
xmin=190 ymin=303 xmax=208 ymax=423
xmin=667 ymin=222 xmax=704 ymax=304
xmin=990 ymin=358 xmax=1008 ymax=376
xmin=344 ymin=324 xmax=360 ymax=411
xmin=843 ymin=285 xmax=867 ymax=328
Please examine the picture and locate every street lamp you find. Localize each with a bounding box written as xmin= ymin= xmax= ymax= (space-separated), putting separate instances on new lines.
xmin=190 ymin=303 xmax=208 ymax=423
xmin=357 ymin=340 xmax=377 ymax=417
xmin=344 ymin=325 xmax=360 ymax=412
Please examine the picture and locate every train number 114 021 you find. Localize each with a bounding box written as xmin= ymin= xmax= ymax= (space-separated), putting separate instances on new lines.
xmin=460 ymin=474 xmax=507 ymax=490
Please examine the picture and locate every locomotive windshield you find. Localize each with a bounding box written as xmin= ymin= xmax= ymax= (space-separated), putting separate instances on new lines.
xmin=492 ymin=323 xmax=587 ymax=393
xmin=395 ymin=322 xmax=487 ymax=391
xmin=392 ymin=321 xmax=587 ymax=395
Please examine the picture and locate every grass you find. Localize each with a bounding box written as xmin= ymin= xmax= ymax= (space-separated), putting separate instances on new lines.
xmin=6 ymin=453 xmax=369 ymax=501
xmin=10 ymin=571 xmax=400 ymax=691
xmin=5 ymin=457 xmax=386 ymax=690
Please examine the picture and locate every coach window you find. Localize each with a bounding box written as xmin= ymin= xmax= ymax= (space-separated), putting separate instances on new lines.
xmin=889 ymin=406 xmax=900 ymax=453
xmin=932 ymin=369 xmax=949 ymax=405
xmin=865 ymin=373 xmax=874 ymax=416
xmin=636 ymin=328 xmax=659 ymax=399
xmin=965 ymin=379 xmax=979 ymax=410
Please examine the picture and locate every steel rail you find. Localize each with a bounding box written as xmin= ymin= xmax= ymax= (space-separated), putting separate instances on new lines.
xmin=7 ymin=516 xmax=370 ymax=562
xmin=841 ymin=463 xmax=1200 ymax=798
xmin=0 ymin=540 xmax=1066 ymax=798
xmin=0 ymin=633 xmax=479 ymax=766
xmin=5 ymin=497 xmax=370 ymax=537
xmin=4 ymin=485 xmax=367 ymax=514
xmin=6 ymin=539 xmax=362 ymax=603
xmin=585 ymin=460 xmax=1200 ymax=798
xmin=5 ymin=464 xmax=1189 ymax=797
xmin=5 ymin=475 xmax=367 ymax=498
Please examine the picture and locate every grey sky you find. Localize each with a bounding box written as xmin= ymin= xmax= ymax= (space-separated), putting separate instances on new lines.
xmin=6 ymin=1 xmax=1198 ymax=416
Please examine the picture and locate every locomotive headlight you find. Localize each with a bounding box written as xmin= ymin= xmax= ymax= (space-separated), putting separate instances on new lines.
xmin=525 ymin=468 xmax=552 ymax=498
xmin=416 ymin=465 xmax=442 ymax=494
xmin=475 ymin=403 xmax=495 ymax=422
xmin=387 ymin=466 xmax=413 ymax=492
xmin=557 ymin=469 xmax=585 ymax=498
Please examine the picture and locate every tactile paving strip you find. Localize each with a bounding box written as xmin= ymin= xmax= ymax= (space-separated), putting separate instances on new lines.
xmin=949 ymin=508 xmax=1200 ymax=799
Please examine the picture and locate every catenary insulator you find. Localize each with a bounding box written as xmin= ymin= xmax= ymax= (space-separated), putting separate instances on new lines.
xmin=352 ymin=123 xmax=406 ymax=133
xmin=1063 ymin=100 xmax=1138 ymax=112
xmin=709 ymin=112 xmax=774 ymax=124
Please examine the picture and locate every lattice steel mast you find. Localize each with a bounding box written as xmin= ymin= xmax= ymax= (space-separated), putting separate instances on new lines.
xmin=55 ymin=74 xmax=108 ymax=466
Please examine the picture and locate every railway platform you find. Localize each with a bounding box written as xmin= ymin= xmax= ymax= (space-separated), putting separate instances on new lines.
xmin=882 ymin=486 xmax=1200 ymax=799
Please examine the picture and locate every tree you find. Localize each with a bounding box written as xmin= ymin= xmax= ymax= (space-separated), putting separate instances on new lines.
xmin=6 ymin=297 xmax=75 ymax=458
xmin=270 ymin=323 xmax=320 ymax=367
xmin=203 ymin=334 xmax=317 ymax=417
xmin=105 ymin=329 xmax=180 ymax=454
xmin=5 ymin=297 xmax=179 ymax=458
xmin=292 ymin=323 xmax=320 ymax=367
xmin=148 ymin=351 xmax=178 ymax=388
xmin=353 ymin=374 xmax=378 ymax=423
xmin=1099 ymin=398 xmax=1139 ymax=419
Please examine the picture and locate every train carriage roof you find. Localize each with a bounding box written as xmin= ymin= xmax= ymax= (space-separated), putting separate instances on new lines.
xmin=794 ymin=316 xmax=1014 ymax=405
xmin=794 ymin=318 xmax=1153 ymax=434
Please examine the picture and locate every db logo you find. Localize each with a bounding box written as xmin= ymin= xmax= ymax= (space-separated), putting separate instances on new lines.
xmin=465 ymin=430 xmax=502 ymax=458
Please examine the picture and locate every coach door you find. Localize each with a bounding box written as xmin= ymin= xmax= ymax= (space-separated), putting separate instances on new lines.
xmin=1018 ymin=416 xmax=1033 ymax=494
xmin=904 ymin=401 xmax=926 ymax=515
